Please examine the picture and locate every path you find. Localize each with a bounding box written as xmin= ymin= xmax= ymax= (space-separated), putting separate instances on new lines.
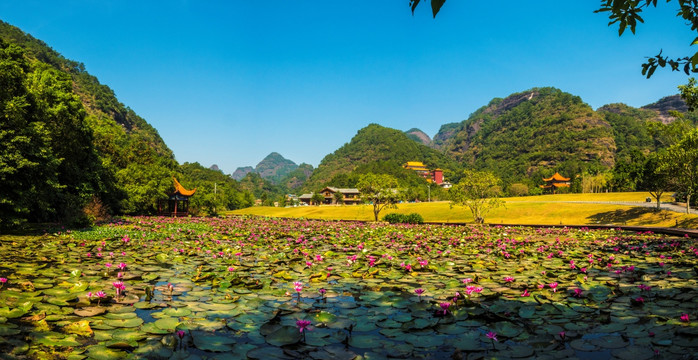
xmin=506 ymin=200 xmax=697 ymax=215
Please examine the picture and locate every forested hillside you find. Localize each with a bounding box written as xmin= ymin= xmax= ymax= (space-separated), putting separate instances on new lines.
xmin=303 ymin=124 xmax=460 ymax=199
xmin=0 ymin=21 xmax=251 ymax=226
xmin=434 ymin=88 xmax=617 ymax=187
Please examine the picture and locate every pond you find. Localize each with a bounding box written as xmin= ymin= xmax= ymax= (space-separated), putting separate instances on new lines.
xmin=0 ymin=216 xmax=696 ymax=359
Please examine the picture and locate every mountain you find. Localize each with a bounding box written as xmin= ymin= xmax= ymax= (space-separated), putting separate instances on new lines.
xmin=436 ymin=88 xmax=616 ymax=184
xmin=0 ymin=20 xmax=251 ymax=224
xmin=405 ymin=128 xmax=432 ymax=146
xmin=0 ymin=20 xmax=180 ymax=224
xmin=641 ymin=94 xmax=688 ymax=124
xmin=432 ymin=122 xmax=461 ymax=150
xmin=232 ymin=152 xmax=300 ymax=184
xmin=303 ymin=124 xmax=459 ymax=190
xmin=255 ymin=152 xmax=298 ymax=183
xmin=278 ymin=163 xmax=314 ymax=191
xmin=232 ymin=166 xmax=254 ymax=181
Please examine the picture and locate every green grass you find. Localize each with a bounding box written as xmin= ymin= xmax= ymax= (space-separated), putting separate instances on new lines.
xmin=227 ymin=192 xmax=698 ymax=228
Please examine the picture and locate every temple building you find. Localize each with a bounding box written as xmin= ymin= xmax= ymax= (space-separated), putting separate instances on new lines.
xmin=158 ymin=177 xmax=196 ymax=217
xmin=403 ymin=161 xmax=444 ymax=185
xmin=540 ymin=172 xmax=571 ymax=194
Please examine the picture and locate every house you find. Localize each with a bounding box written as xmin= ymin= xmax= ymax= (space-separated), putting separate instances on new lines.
xmin=403 ymin=161 xmax=445 ymax=185
xmin=299 ymin=193 xmax=314 ymax=205
xmin=319 ymin=187 xmax=361 ymax=205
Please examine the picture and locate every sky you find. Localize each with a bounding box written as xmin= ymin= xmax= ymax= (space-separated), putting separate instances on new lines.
xmin=1 ymin=1 xmax=695 ymax=173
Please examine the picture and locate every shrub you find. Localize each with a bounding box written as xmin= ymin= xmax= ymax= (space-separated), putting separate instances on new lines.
xmin=383 ymin=213 xmax=424 ymax=224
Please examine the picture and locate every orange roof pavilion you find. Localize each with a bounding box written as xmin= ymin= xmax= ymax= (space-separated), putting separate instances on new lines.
xmin=542 ymin=172 xmax=571 ymax=183
xmin=173 ymin=177 xmax=196 ymax=196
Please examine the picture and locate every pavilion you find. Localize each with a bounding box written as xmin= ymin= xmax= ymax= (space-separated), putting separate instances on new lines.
xmin=540 ymin=172 xmax=571 ymax=194
xmin=158 ymin=177 xmax=196 ymax=217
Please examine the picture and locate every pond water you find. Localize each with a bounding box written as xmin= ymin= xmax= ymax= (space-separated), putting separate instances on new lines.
xmin=0 ymin=216 xmax=695 ymax=359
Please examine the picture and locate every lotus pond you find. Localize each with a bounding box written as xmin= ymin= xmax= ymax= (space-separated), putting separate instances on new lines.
xmin=0 ymin=216 xmax=697 ymax=359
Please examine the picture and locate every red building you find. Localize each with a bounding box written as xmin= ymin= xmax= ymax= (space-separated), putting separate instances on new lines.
xmin=403 ymin=161 xmax=444 ymax=185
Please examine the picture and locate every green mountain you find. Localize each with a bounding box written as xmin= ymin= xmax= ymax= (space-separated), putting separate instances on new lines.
xmin=435 ymin=88 xmax=617 ymax=185
xmin=0 ymin=20 xmax=250 ymax=225
xmin=278 ymin=163 xmax=314 ymax=191
xmin=303 ymin=124 xmax=459 ymax=192
xmin=405 ymin=128 xmax=432 ymax=146
xmin=255 ymin=152 xmax=298 ymax=183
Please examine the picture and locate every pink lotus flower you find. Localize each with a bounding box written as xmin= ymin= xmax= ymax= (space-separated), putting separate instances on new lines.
xmin=549 ymin=282 xmax=558 ymax=292
xmin=573 ymin=288 xmax=584 ymax=298
xmin=681 ymin=313 xmax=690 ymax=322
xmin=486 ymin=331 xmax=498 ymax=342
xmin=503 ymin=276 xmax=515 ymax=282
xmin=559 ymin=331 xmax=566 ymax=340
xmin=104 ymin=263 xmax=112 ymax=269
xmin=177 ymin=330 xmax=185 ymax=339
xmin=0 ymin=278 xmax=7 ymax=283
xmin=117 ymin=262 xmax=127 ymax=270
xmin=521 ymin=289 xmax=530 ymax=297
xmin=440 ymin=302 xmax=451 ymax=315
xmin=296 ymin=319 xmax=312 ymax=333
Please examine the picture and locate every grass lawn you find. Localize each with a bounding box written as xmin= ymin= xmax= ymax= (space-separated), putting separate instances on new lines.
xmin=228 ymin=192 xmax=698 ymax=228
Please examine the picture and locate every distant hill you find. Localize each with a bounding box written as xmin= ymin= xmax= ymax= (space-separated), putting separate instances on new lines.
xmin=641 ymin=94 xmax=688 ymax=124
xmin=279 ymin=163 xmax=314 ymax=191
xmin=255 ymin=152 xmax=298 ymax=183
xmin=233 ymin=152 xmax=301 ymax=185
xmin=405 ymin=128 xmax=432 ymax=146
xmin=303 ymin=124 xmax=459 ymax=190
xmin=232 ymin=166 xmax=255 ymax=181
xmin=436 ymin=88 xmax=617 ymax=184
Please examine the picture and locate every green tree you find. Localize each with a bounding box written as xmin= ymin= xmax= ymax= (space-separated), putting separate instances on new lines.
xmin=311 ymin=192 xmax=324 ymax=205
xmin=450 ymin=170 xmax=503 ymax=224
xmin=413 ymin=1 xmax=698 ymax=77
xmin=658 ymin=129 xmax=698 ymax=213
xmin=356 ymin=173 xmax=401 ymax=221
xmin=333 ymin=191 xmax=345 ymax=205
xmin=640 ymin=153 xmax=670 ymax=210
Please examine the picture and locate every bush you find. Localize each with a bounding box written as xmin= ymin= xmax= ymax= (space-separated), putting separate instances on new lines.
xmin=383 ymin=213 xmax=424 ymax=224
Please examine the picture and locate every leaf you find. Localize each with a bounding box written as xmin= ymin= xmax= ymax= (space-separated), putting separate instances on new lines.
xmin=63 ymin=320 xmax=93 ymax=337
xmin=410 ymin=0 xmax=421 ymax=15
xmin=431 ymin=0 xmax=446 ymax=18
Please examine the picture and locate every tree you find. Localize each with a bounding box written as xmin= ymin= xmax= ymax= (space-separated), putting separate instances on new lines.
xmin=311 ymin=192 xmax=324 ymax=206
xmin=450 ymin=170 xmax=503 ymax=224
xmin=412 ymin=0 xmax=698 ymax=78
xmin=658 ymin=129 xmax=698 ymax=213
xmin=640 ymin=153 xmax=670 ymax=210
xmin=356 ymin=173 xmax=401 ymax=221
xmin=333 ymin=191 xmax=345 ymax=205
xmin=410 ymin=0 xmax=446 ymax=18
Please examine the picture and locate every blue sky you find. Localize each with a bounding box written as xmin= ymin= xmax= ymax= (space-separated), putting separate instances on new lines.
xmin=1 ymin=1 xmax=695 ymax=173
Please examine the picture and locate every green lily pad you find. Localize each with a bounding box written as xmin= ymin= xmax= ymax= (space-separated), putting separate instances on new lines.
xmin=85 ymin=345 xmax=128 ymax=360
xmin=63 ymin=320 xmax=93 ymax=337
xmin=265 ymin=325 xmax=301 ymax=346
xmin=163 ymin=307 xmax=192 ymax=317
xmin=193 ymin=333 xmax=236 ymax=352
xmin=154 ymin=316 xmax=180 ymax=331
xmin=349 ymin=334 xmax=382 ymax=349
xmin=103 ymin=317 xmax=144 ymax=328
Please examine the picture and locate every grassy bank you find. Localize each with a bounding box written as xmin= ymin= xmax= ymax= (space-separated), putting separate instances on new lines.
xmin=227 ymin=192 xmax=698 ymax=228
